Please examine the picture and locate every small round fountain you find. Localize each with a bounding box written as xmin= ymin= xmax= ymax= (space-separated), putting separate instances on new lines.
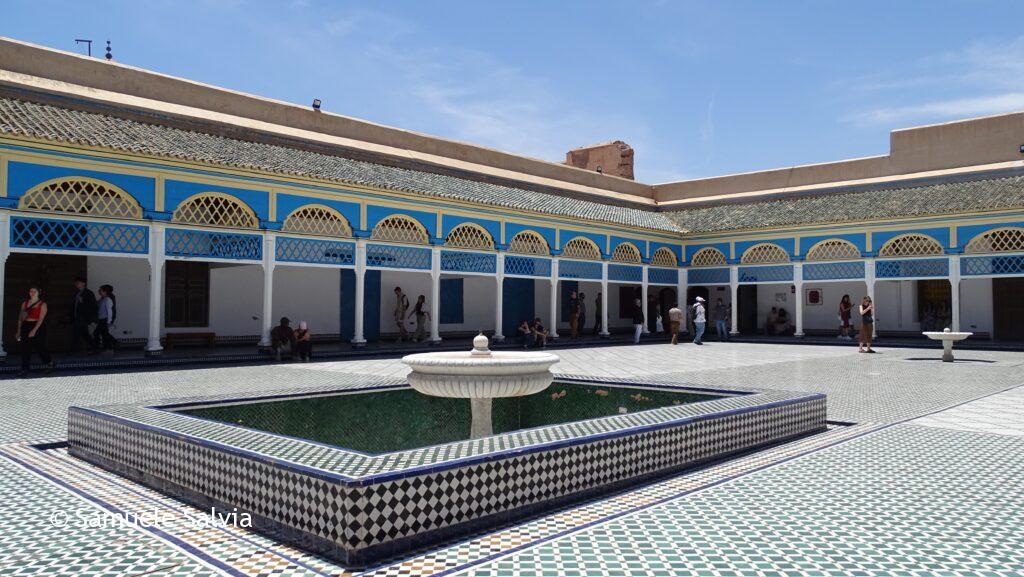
xmin=402 ymin=333 xmax=559 ymax=438
xmin=922 ymin=327 xmax=973 ymax=362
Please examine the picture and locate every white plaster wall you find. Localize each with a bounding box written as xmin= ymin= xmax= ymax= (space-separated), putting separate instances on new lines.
xmin=797 ymin=281 xmax=868 ymax=332
xmin=607 ymin=283 xmax=639 ymax=329
xmin=960 ymin=278 xmax=993 ymax=336
xmin=272 ymin=266 xmax=340 ymax=335
xmin=85 ymin=256 xmax=151 ymax=340
xmin=754 ymin=283 xmax=796 ymax=332
xmin=207 ymin=264 xmax=264 ymax=335
xmin=438 ymin=274 xmax=495 ymax=332
xmin=534 ymin=280 xmax=551 ymax=325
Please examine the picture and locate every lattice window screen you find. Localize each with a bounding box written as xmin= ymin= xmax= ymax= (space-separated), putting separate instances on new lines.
xmin=611 ymin=243 xmax=642 ymax=263
xmin=650 ymin=247 xmax=677 ymax=267
xmin=877 ymin=234 xmax=944 ymax=257
xmin=173 ymin=193 xmax=259 ymax=228
xmin=740 ymin=243 xmax=790 ymax=264
xmin=804 ymin=239 xmax=861 ymax=261
xmin=690 ymin=247 xmax=727 ymax=267
xmin=370 ymin=215 xmax=430 ymax=244
xmin=445 ymin=224 xmax=494 ymax=249
xmin=20 ymin=178 xmax=142 ymax=219
xmin=964 ymin=228 xmax=1024 ymax=254
xmin=281 ymin=205 xmax=352 ymax=237
xmin=507 ymin=231 xmax=550 ymax=255
xmin=562 ymin=237 xmax=602 ymax=260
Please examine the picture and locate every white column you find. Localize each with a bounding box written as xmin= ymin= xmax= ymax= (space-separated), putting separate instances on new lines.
xmin=145 ymin=223 xmax=165 ymax=355
xmin=677 ymin=268 xmax=688 ymax=334
xmin=0 ymin=214 xmax=9 ymax=359
xmin=493 ymin=253 xmax=505 ymax=341
xmin=641 ymin=264 xmax=650 ymax=334
xmin=729 ymin=266 xmax=739 ymax=335
xmin=793 ymin=262 xmax=804 ymax=337
xmin=258 ymin=233 xmax=276 ymax=348
xmin=600 ymin=261 xmax=610 ymax=337
xmin=865 ymin=259 xmax=877 ymax=338
xmin=950 ymin=254 xmax=961 ymax=332
xmin=429 ymin=245 xmax=441 ymax=343
xmin=549 ymin=257 xmax=560 ymax=338
xmin=352 ymin=238 xmax=367 ymax=346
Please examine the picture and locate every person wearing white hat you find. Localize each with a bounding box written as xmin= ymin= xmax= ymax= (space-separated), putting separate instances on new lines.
xmin=692 ymin=296 xmax=707 ymax=345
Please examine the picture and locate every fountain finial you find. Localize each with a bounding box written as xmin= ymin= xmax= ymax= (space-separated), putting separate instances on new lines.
xmin=471 ymin=332 xmax=491 ymax=356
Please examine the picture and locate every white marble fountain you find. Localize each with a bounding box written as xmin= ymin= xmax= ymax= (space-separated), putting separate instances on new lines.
xmin=922 ymin=327 xmax=973 ymax=362
xmin=402 ymin=334 xmax=560 ymax=438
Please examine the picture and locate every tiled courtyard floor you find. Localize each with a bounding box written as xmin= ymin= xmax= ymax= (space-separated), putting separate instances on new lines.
xmin=0 ymin=342 xmax=1022 ymax=576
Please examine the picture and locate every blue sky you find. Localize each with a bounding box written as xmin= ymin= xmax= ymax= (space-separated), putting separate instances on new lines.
xmin=5 ymin=1 xmax=1024 ymax=183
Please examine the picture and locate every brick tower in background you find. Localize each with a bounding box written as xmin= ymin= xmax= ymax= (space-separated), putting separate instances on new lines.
xmin=564 ymin=141 xmax=635 ymax=180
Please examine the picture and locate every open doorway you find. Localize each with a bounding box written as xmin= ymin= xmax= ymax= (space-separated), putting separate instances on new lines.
xmin=3 ymin=253 xmax=86 ymax=352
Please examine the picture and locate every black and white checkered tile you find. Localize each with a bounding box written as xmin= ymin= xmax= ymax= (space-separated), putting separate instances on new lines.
xmin=68 ymin=387 xmax=824 ymax=566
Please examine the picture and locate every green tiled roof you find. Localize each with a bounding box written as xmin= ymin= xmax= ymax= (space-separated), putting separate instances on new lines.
xmin=666 ymin=175 xmax=1024 ymax=234
xmin=0 ymin=97 xmax=682 ymax=233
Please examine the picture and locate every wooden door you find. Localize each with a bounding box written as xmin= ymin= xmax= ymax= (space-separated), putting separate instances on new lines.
xmin=993 ymin=278 xmax=1024 ymax=341
xmin=4 ymin=253 xmax=87 ymax=351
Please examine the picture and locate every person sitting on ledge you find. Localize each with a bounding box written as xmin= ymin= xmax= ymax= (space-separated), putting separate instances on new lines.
xmin=531 ymin=318 xmax=549 ymax=348
xmin=517 ymin=320 xmax=533 ymax=348
xmin=270 ymin=317 xmax=296 ymax=361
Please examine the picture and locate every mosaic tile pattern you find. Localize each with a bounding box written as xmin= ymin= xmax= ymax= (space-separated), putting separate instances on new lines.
xmin=465 ymin=424 xmax=1024 ymax=576
xmin=914 ymin=385 xmax=1024 ymax=437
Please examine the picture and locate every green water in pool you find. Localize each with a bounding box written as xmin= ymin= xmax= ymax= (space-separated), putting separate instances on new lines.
xmin=177 ymin=382 xmax=720 ymax=455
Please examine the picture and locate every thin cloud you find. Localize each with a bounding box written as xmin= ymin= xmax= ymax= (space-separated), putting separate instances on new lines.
xmin=840 ymin=35 xmax=1024 ymax=127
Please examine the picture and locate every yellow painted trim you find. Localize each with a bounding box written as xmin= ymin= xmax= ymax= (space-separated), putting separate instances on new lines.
xmin=359 ymin=203 xmax=367 ymax=231
xmin=794 ymin=236 xmax=801 ymax=256
xmin=866 ymin=231 xmax=873 ymax=252
xmin=268 ymin=190 xmax=277 ymax=222
xmin=561 ymin=236 xmax=603 ymax=261
xmin=435 ymin=213 xmax=443 ymax=240
xmin=555 ymin=229 xmax=561 ymax=250
xmin=171 ymin=191 xmax=260 ymax=229
xmin=500 ymin=220 xmax=506 ymax=245
xmin=0 ymin=135 xmax=682 ymax=240
xmin=21 ymin=175 xmax=144 ymax=219
xmin=369 ymin=213 xmax=431 ymax=245
xmin=949 ymin=225 xmax=956 ymax=248
xmin=0 ymin=154 xmax=7 ymax=197
xmin=155 ymin=174 xmax=165 ymax=212
xmin=280 ymin=203 xmax=354 ymax=237
xmin=444 ymin=221 xmax=496 ymax=250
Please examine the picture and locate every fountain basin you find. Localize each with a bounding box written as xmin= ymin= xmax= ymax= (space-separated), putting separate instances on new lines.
xmin=923 ymin=328 xmax=973 ymax=362
xmin=68 ymin=380 xmax=826 ymax=567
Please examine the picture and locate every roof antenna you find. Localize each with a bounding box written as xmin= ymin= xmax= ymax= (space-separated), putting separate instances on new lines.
xmin=74 ymin=39 xmax=92 ymax=57
xmin=105 ymin=40 xmax=112 ymax=61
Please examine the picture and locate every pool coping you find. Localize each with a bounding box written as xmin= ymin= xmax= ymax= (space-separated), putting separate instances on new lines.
xmin=68 ymin=376 xmax=819 ymax=484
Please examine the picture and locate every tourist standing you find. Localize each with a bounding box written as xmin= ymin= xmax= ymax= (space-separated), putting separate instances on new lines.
xmin=765 ymin=307 xmax=779 ymax=336
xmin=409 ymin=295 xmax=430 ymax=342
xmin=858 ymin=296 xmax=875 ymax=353
xmin=294 ymin=321 xmax=312 ymax=361
xmin=577 ymin=292 xmax=588 ymax=335
xmin=632 ymin=298 xmax=645 ymax=344
xmin=668 ymin=303 xmax=684 ymax=345
xmin=393 ymin=287 xmax=410 ymax=342
xmin=838 ymin=295 xmax=853 ymax=340
xmin=692 ymin=296 xmax=707 ymax=345
xmin=69 ymin=276 xmax=96 ymax=353
xmin=16 ymin=286 xmax=53 ymax=375
xmin=568 ymin=291 xmax=580 ymax=338
xmin=712 ymin=298 xmax=728 ymax=341
xmin=92 ymin=284 xmax=118 ymax=354
xmin=592 ymin=292 xmax=603 ymax=335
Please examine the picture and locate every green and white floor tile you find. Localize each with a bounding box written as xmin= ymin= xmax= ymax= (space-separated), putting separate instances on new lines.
xmin=1 ymin=343 xmax=1022 ymax=576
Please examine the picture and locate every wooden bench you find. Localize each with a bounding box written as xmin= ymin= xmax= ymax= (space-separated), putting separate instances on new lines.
xmin=164 ymin=332 xmax=216 ymax=350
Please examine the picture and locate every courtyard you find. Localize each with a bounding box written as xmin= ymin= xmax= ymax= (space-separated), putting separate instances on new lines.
xmin=1 ymin=341 xmax=1022 ymax=576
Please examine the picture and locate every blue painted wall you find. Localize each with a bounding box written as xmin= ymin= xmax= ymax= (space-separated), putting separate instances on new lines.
xmin=366 ymin=205 xmax=437 ymax=238
xmin=685 ymin=242 xmax=731 ymax=263
xmin=561 ymin=229 xmax=608 ymax=254
xmin=956 ymin=221 xmax=1024 ymax=250
xmin=6 ymin=161 xmax=156 ymax=209
xmin=505 ymin=222 xmax=556 ymax=253
xmin=503 ymin=278 xmax=535 ymax=339
xmin=800 ymin=232 xmax=867 ymax=255
xmin=735 ymin=237 xmax=796 ymax=260
xmin=164 ymin=179 xmax=270 ymax=221
xmin=277 ymin=193 xmax=360 ymax=230
xmin=440 ymin=278 xmax=464 ymax=324
xmin=441 ymin=214 xmax=500 ymax=243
